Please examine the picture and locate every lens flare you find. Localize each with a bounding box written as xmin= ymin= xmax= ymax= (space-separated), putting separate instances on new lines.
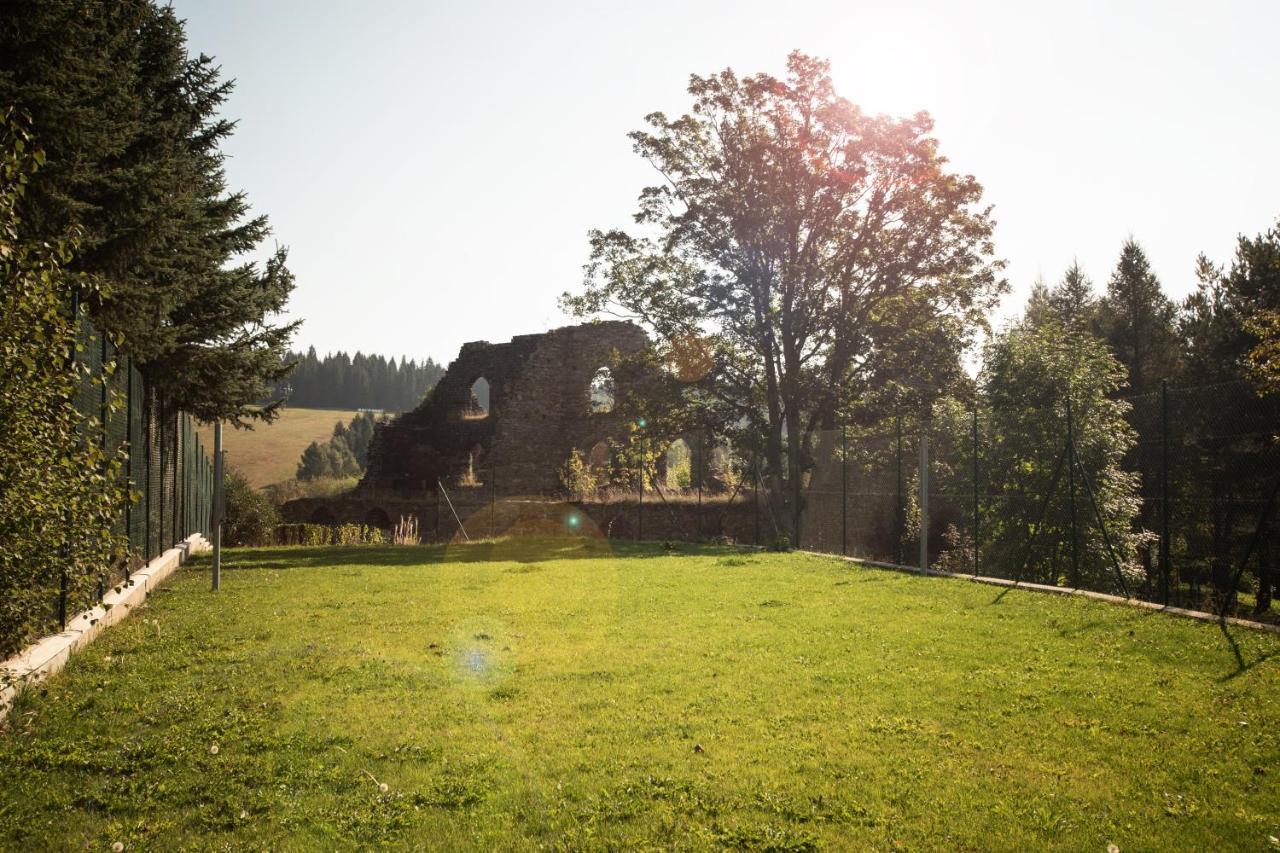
xmin=440 ymin=496 xmax=613 ymax=566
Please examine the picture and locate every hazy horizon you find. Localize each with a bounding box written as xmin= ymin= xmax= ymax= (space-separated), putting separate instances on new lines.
xmin=174 ymin=0 xmax=1280 ymax=365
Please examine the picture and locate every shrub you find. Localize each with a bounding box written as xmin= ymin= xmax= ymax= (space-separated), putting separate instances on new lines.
xmin=274 ymin=524 xmax=331 ymax=547
xmin=558 ymin=449 xmax=599 ymax=501
xmin=332 ymin=524 xmax=384 ymax=546
xmin=222 ymin=469 xmax=280 ymax=546
xmin=933 ymin=523 xmax=975 ymax=574
xmin=272 ymin=523 xmax=385 ymax=547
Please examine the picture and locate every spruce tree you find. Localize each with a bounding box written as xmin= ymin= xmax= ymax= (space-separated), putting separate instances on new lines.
xmin=1099 ymin=239 xmax=1179 ymax=396
xmin=0 ymin=0 xmax=297 ymax=425
xmin=1025 ymin=262 xmax=1098 ymax=334
xmin=1051 ymin=262 xmax=1098 ymax=332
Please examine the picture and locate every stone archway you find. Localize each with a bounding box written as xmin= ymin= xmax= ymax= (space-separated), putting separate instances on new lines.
xmin=464 ymin=377 xmax=490 ymax=419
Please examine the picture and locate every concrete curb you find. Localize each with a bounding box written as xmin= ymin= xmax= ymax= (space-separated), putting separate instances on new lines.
xmin=0 ymin=534 xmax=211 ymax=721
xmin=805 ymin=551 xmax=1280 ymax=635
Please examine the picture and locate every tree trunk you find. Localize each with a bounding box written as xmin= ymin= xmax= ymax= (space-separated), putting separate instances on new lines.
xmin=759 ymin=326 xmax=787 ymax=539
xmin=780 ymin=298 xmax=804 ymax=546
xmin=786 ymin=397 xmax=804 ymax=546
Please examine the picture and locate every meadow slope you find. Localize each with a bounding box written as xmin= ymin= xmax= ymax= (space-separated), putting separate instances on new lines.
xmin=194 ymin=407 xmax=358 ymax=487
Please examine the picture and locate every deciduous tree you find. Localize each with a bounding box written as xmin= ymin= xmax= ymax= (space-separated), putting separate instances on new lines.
xmin=979 ymin=318 xmax=1147 ymax=591
xmin=564 ymin=52 xmax=1005 ymax=537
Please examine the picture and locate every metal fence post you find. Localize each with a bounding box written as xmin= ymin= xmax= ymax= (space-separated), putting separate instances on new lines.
xmin=171 ymin=412 xmax=179 ymax=547
xmin=1067 ymin=395 xmax=1080 ymax=588
xmin=181 ymin=417 xmax=188 ymax=538
xmin=972 ymin=408 xmax=979 ymax=576
xmin=158 ymin=398 xmax=166 ymax=552
xmin=919 ymin=433 xmax=929 ymax=571
xmin=144 ymin=393 xmax=152 ymax=561
xmin=99 ymin=335 xmax=108 ymax=459
xmin=637 ymin=422 xmax=645 ymax=541
xmin=212 ymin=422 xmax=223 ymax=591
xmin=895 ymin=417 xmax=904 ymax=565
xmin=124 ymin=358 xmax=133 ymax=580
xmin=697 ymin=425 xmax=704 ymax=542
xmin=841 ymin=422 xmax=848 ymax=556
xmin=490 ymin=466 xmax=496 ymax=539
xmin=187 ymin=418 xmax=193 ymax=537
xmin=753 ymin=455 xmax=760 ymax=547
xmin=59 ymin=289 xmax=79 ymax=629
xmin=1160 ymin=379 xmax=1171 ymax=604
xmin=203 ymin=433 xmax=208 ymax=533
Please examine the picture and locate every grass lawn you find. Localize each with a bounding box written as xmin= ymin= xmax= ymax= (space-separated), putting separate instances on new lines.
xmin=1 ymin=541 xmax=1277 ymax=851
xmin=194 ymin=406 xmax=359 ymax=488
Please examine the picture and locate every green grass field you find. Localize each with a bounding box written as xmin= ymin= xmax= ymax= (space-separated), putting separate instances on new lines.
xmin=1 ymin=542 xmax=1277 ymax=850
xmin=194 ymin=407 xmax=359 ymax=488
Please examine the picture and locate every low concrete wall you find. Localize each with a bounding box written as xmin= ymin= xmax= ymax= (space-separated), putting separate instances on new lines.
xmin=0 ymin=534 xmax=211 ymax=721
xmin=809 ymin=551 xmax=1280 ymax=634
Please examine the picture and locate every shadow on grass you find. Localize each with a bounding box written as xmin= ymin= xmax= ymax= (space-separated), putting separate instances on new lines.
xmin=983 ymin=581 xmax=1277 ymax=679
xmin=185 ymin=537 xmax=742 ymax=573
xmin=1216 ymin=620 xmax=1276 ymax=681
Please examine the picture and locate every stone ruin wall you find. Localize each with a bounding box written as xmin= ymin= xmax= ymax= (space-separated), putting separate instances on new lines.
xmin=285 ymin=320 xmax=741 ymax=539
xmin=360 ymin=320 xmax=651 ymax=498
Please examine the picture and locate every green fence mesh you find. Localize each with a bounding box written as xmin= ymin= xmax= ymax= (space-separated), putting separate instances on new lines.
xmin=54 ymin=300 xmax=215 ymax=631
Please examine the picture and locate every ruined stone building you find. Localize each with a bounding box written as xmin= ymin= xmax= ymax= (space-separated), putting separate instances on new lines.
xmin=282 ymin=320 xmax=760 ymax=542
xmin=359 ymin=321 xmax=650 ymax=497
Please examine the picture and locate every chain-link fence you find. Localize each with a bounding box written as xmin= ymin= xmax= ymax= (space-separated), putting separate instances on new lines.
xmin=278 ymin=383 xmax=1278 ymax=619
xmin=800 ymin=382 xmax=1280 ymax=618
xmin=58 ymin=304 xmax=215 ymax=630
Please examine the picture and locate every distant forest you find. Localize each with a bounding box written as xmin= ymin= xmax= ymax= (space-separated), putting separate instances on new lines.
xmin=270 ymin=348 xmax=445 ymax=411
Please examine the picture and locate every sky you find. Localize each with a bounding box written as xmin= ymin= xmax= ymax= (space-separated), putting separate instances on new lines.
xmin=173 ymin=0 xmax=1280 ymax=367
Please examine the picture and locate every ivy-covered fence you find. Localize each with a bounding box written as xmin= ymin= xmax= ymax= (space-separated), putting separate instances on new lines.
xmin=0 ymin=111 xmax=214 ymax=660
xmin=53 ymin=306 xmax=216 ymax=634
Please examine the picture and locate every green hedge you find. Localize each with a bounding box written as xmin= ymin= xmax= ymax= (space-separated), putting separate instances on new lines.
xmin=273 ymin=524 xmax=385 ymax=547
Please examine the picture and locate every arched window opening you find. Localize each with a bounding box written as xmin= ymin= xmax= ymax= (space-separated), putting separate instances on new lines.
xmin=365 ymin=507 xmax=391 ymax=529
xmin=464 ymin=377 xmax=490 ymax=419
xmin=589 ymin=367 xmax=615 ymax=414
xmin=664 ymin=438 xmax=693 ymax=491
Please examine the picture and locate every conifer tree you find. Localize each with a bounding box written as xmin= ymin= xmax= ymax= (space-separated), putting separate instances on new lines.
xmin=1099 ymin=240 xmax=1178 ymax=396
xmin=1025 ymin=262 xmax=1098 ymax=334
xmin=1051 ymin=262 xmax=1098 ymax=332
xmin=0 ymin=0 xmax=297 ymax=425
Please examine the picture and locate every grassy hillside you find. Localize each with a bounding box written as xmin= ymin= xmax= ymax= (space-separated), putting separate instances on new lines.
xmin=195 ymin=407 xmax=359 ymax=488
xmin=1 ymin=542 xmax=1276 ymax=849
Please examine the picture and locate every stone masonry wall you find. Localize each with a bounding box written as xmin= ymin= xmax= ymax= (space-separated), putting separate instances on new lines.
xmin=360 ymin=321 xmax=650 ymax=497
